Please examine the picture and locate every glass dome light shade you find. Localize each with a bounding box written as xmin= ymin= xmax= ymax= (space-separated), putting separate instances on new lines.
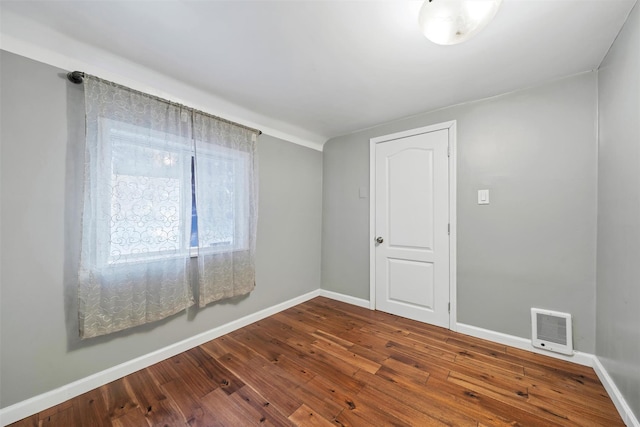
xmin=418 ymin=0 xmax=503 ymax=45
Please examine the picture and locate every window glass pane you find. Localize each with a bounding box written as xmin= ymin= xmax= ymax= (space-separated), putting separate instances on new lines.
xmin=106 ymin=131 xmax=188 ymax=263
xmin=195 ymin=146 xmax=249 ymax=252
xmin=190 ymin=156 xmax=199 ymax=248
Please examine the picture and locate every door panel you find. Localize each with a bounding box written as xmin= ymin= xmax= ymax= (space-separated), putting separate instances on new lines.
xmin=388 ymin=148 xmax=434 ymax=249
xmin=375 ymin=129 xmax=449 ymax=328
xmin=388 ymin=259 xmax=434 ymax=308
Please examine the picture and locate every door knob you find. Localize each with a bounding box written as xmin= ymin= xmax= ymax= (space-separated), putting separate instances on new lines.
xmin=376 ymin=237 xmax=384 ymax=244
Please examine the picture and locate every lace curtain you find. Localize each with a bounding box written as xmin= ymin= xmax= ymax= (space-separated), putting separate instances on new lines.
xmin=194 ymin=113 xmax=258 ymax=307
xmin=78 ymin=76 xmax=258 ymax=339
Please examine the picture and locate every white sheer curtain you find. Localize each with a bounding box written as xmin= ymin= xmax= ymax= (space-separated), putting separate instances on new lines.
xmin=78 ymin=77 xmax=194 ymax=339
xmin=194 ymin=113 xmax=258 ymax=307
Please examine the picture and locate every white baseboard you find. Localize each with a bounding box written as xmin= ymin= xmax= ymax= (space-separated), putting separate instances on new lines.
xmin=592 ymin=356 xmax=640 ymax=427
xmin=456 ymin=322 xmax=595 ymax=366
xmin=0 ymin=289 xmax=321 ymax=426
xmin=319 ymin=289 xmax=370 ymax=308
xmin=457 ymin=322 xmax=639 ymax=426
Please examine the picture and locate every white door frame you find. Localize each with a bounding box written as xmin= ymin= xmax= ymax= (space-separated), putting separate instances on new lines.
xmin=369 ymin=120 xmax=457 ymax=331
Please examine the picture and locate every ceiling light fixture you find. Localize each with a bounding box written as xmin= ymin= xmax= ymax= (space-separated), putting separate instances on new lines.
xmin=418 ymin=0 xmax=503 ymax=45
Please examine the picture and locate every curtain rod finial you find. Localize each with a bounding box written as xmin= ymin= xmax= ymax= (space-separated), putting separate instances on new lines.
xmin=67 ymin=71 xmax=85 ymax=84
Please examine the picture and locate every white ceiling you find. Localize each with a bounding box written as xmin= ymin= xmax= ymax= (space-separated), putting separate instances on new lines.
xmin=0 ymin=0 xmax=636 ymax=148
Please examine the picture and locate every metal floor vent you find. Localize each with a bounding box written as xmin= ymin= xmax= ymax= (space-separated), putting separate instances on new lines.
xmin=531 ymin=308 xmax=573 ymax=356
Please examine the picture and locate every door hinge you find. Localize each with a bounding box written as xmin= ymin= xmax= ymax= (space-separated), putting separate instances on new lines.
xmin=448 ymin=223 xmax=450 ymax=235
xmin=448 ymin=302 xmax=451 ymax=313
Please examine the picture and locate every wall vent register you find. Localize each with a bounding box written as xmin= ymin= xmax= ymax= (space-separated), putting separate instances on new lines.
xmin=531 ymin=308 xmax=573 ymax=356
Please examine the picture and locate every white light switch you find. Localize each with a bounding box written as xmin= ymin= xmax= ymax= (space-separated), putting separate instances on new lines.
xmin=359 ymin=187 xmax=368 ymax=199
xmin=478 ymin=189 xmax=490 ymax=205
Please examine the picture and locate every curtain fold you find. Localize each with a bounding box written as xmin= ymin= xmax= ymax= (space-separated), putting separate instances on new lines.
xmin=193 ymin=113 xmax=258 ymax=307
xmin=78 ymin=77 xmax=194 ymax=339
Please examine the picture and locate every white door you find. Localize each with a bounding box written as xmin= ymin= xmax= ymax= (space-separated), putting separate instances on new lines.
xmin=374 ymin=128 xmax=450 ymax=328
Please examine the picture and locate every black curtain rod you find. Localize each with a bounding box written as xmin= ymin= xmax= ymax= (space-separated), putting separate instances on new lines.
xmin=66 ymin=70 xmax=262 ymax=136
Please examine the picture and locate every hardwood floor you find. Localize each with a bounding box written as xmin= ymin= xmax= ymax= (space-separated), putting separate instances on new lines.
xmin=10 ymin=297 xmax=624 ymax=426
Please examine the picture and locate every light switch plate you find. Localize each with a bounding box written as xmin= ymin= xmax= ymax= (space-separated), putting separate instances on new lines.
xmin=359 ymin=187 xmax=368 ymax=199
xmin=478 ymin=189 xmax=490 ymax=205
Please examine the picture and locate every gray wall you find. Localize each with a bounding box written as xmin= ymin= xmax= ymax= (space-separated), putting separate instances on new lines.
xmin=0 ymin=50 xmax=323 ymax=408
xmin=322 ymin=72 xmax=598 ymax=352
xmin=596 ymin=2 xmax=640 ymax=419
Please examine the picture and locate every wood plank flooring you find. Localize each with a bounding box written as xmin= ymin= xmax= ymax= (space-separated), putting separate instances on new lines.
xmin=10 ymin=297 xmax=624 ymax=426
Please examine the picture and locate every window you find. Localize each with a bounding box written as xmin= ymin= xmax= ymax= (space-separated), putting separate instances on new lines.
xmin=99 ymin=120 xmax=251 ymax=264
xmin=78 ymin=76 xmax=258 ymax=339
xmin=193 ymin=142 xmax=251 ymax=253
xmin=103 ymin=122 xmax=191 ymax=264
